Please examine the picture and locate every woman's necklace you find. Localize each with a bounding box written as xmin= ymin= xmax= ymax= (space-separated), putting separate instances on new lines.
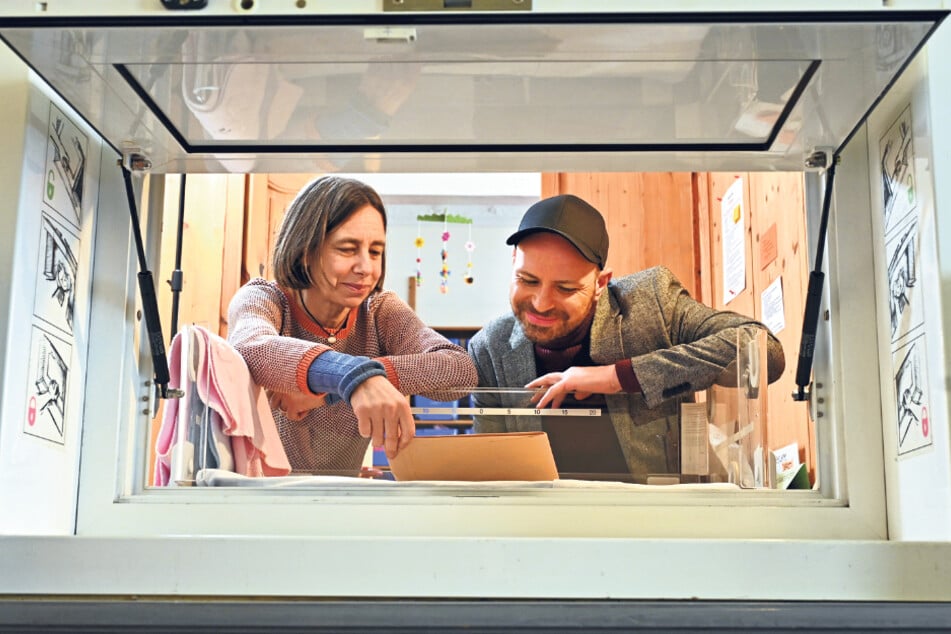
xmin=297 ymin=289 xmax=347 ymax=344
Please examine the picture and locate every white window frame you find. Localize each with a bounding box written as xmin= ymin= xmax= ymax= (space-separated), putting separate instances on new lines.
xmin=74 ymin=127 xmax=886 ymax=543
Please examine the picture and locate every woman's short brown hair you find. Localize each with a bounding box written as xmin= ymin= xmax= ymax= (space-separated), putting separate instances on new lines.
xmin=272 ymin=176 xmax=387 ymax=291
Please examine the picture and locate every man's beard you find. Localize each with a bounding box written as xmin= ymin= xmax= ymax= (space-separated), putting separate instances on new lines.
xmin=514 ymin=301 xmax=587 ymax=348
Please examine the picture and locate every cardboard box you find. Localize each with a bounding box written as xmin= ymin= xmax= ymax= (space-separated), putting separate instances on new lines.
xmin=388 ymin=432 xmax=558 ymax=482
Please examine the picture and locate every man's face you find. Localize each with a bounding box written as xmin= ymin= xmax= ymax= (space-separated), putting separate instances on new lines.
xmin=509 ymin=232 xmax=611 ymax=346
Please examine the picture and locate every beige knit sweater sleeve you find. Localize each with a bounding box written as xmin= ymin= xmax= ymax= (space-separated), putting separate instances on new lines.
xmin=227 ymin=279 xmax=324 ymax=394
xmin=227 ymin=279 xmax=478 ymax=397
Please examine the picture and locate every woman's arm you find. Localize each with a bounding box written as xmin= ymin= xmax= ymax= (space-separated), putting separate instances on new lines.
xmin=369 ymin=292 xmax=478 ymax=395
xmin=227 ymin=280 xmax=325 ymax=394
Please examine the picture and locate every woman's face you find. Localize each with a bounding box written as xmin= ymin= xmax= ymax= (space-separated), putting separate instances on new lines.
xmin=307 ymin=204 xmax=386 ymax=312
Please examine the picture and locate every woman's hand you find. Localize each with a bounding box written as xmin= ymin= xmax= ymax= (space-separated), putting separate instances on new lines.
xmin=349 ymin=375 xmax=415 ymax=459
xmin=268 ymin=390 xmax=327 ymax=421
xmin=526 ymin=365 xmax=621 ymax=409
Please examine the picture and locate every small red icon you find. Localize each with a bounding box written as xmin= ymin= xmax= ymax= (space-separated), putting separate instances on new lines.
xmin=28 ymin=396 xmax=36 ymax=426
xmin=922 ymin=406 xmax=929 ymax=437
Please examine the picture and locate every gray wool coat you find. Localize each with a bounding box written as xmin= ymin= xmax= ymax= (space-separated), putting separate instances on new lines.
xmin=467 ymin=265 xmax=786 ymax=479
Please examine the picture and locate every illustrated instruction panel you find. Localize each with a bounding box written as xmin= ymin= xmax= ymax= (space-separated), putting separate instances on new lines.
xmin=24 ymin=103 xmax=88 ymax=445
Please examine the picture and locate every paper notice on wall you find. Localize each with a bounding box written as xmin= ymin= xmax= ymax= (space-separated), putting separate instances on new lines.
xmin=771 ymin=442 xmax=808 ymax=490
xmin=721 ymin=178 xmax=746 ymax=304
xmin=760 ymin=276 xmax=786 ymax=334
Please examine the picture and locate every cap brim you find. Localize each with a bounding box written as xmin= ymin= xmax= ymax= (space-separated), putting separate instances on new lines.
xmin=506 ymin=227 xmax=600 ymax=266
xmin=505 ymin=228 xmax=540 ymax=246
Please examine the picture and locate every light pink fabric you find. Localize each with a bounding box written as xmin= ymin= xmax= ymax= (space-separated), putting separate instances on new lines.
xmin=154 ymin=326 xmax=291 ymax=486
xmin=154 ymin=333 xmax=186 ymax=486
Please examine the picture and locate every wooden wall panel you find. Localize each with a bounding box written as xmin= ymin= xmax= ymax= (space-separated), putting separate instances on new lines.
xmin=156 ymin=173 xmax=245 ymax=339
xmin=545 ymin=170 xmax=813 ymax=482
xmin=218 ymin=176 xmax=246 ymax=336
xmin=702 ymin=173 xmax=767 ymax=467
xmin=748 ymin=172 xmax=815 ymax=478
xmin=692 ymin=173 xmax=713 ymax=305
xmin=268 ymin=175 xmax=310 ymax=260
xmin=244 ymin=174 xmax=271 ymax=284
xmin=703 ymin=172 xmax=814 ymax=480
xmin=541 ymin=172 xmax=699 ymax=298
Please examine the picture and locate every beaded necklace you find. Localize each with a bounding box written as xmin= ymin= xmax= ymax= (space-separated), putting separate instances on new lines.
xmin=297 ymin=289 xmax=348 ymax=344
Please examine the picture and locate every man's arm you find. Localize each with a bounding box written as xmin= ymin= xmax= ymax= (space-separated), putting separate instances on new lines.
xmin=526 ymin=365 xmax=622 ymax=409
xmin=629 ymin=267 xmax=785 ymax=408
xmin=530 ymin=267 xmax=785 ymax=410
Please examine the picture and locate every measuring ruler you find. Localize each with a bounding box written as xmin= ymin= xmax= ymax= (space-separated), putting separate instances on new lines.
xmin=410 ymin=406 xmax=602 ymax=417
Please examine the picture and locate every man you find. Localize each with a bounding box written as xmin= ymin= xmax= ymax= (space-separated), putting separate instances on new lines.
xmin=467 ymin=194 xmax=785 ymax=479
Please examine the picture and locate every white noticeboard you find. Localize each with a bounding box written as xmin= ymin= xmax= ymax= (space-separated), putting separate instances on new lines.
xmin=721 ymin=178 xmax=746 ymax=305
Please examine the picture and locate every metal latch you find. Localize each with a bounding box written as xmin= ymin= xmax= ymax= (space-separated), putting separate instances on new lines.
xmin=121 ymin=153 xmax=152 ymax=172
xmin=804 ymin=148 xmax=836 ymax=171
xmin=384 ymin=0 xmax=530 ymax=11
xmin=160 ymin=0 xmax=208 ymax=10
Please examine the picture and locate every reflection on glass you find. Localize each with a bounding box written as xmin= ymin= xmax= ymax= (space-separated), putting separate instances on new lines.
xmin=124 ymin=59 xmax=811 ymax=147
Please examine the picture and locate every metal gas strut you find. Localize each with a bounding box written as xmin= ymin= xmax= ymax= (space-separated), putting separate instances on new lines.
xmin=793 ymin=154 xmax=838 ymax=403
xmin=119 ymin=156 xmax=180 ymax=400
xmin=168 ymin=174 xmax=186 ymax=342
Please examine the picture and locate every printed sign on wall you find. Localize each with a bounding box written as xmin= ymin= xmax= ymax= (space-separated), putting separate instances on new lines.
xmin=43 ymin=102 xmax=87 ymax=229
xmin=21 ymin=102 xmax=89 ymax=447
xmin=33 ymin=213 xmax=79 ymax=335
xmin=720 ymin=177 xmax=746 ymax=305
xmin=23 ymin=325 xmax=71 ymax=444
xmin=892 ymin=337 xmax=930 ymax=456
xmin=879 ymin=105 xmax=932 ymax=458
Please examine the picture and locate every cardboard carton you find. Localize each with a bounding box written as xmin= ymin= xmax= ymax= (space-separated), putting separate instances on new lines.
xmin=389 ymin=432 xmax=558 ymax=481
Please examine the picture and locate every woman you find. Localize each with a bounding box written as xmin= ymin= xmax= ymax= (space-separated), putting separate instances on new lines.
xmin=228 ymin=176 xmax=477 ymax=474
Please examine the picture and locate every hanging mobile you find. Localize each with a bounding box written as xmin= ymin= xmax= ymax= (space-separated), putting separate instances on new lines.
xmin=464 ymin=223 xmax=475 ymax=285
xmin=414 ymin=220 xmax=424 ymax=287
xmin=439 ymin=213 xmax=450 ymax=294
xmin=416 ymin=210 xmax=471 ymax=294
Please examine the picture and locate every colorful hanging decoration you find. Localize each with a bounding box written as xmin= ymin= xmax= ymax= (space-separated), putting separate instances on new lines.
xmin=414 ymin=221 xmax=424 ymax=287
xmin=440 ymin=216 xmax=451 ymax=294
xmin=464 ymin=223 xmax=475 ymax=285
xmin=415 ymin=210 xmax=473 ymax=293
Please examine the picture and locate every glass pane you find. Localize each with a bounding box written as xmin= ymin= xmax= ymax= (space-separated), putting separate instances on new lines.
xmin=0 ymin=13 xmax=941 ymax=171
xmin=121 ymin=58 xmax=814 ymax=147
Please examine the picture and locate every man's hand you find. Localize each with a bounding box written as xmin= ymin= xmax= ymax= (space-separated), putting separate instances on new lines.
xmin=349 ymin=375 xmax=415 ymax=459
xmin=525 ymin=365 xmax=621 ymax=409
xmin=268 ymin=390 xmax=327 ymax=421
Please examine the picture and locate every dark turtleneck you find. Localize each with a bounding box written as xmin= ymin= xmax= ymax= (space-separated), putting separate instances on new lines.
xmin=531 ymin=305 xmax=641 ymax=393
xmin=532 ymin=308 xmax=595 ymax=374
